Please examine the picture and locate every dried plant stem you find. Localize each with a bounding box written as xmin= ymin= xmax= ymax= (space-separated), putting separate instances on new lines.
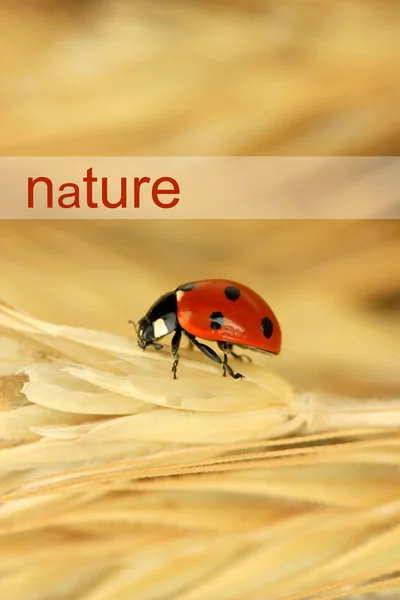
xmin=1 ymin=300 xmax=400 ymax=599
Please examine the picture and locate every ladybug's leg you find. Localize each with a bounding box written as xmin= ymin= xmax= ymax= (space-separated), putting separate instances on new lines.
xmin=186 ymin=338 xmax=195 ymax=352
xmin=185 ymin=334 xmax=222 ymax=365
xmin=217 ymin=342 xmax=252 ymax=364
xmin=186 ymin=334 xmax=244 ymax=380
xmin=230 ymin=349 xmax=252 ymax=363
xmin=170 ymin=328 xmax=182 ymax=379
xmin=222 ymin=352 xmax=244 ymax=380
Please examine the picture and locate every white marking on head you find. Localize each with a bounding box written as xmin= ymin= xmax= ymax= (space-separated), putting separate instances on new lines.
xmin=176 ymin=290 xmax=184 ymax=302
xmin=153 ymin=317 xmax=169 ymax=339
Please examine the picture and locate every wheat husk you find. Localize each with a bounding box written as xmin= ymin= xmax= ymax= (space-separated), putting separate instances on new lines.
xmin=1 ymin=299 xmax=400 ymax=600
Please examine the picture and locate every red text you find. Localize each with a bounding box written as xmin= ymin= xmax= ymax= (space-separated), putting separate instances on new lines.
xmin=27 ymin=169 xmax=180 ymax=210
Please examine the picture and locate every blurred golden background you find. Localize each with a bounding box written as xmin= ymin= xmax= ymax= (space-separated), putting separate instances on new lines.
xmin=1 ymin=0 xmax=399 ymax=156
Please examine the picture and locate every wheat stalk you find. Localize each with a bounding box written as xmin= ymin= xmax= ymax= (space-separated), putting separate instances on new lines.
xmin=1 ymin=299 xmax=400 ymax=599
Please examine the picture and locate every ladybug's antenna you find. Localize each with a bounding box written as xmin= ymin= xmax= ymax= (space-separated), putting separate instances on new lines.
xmin=128 ymin=319 xmax=163 ymax=351
xmin=128 ymin=320 xmax=137 ymax=334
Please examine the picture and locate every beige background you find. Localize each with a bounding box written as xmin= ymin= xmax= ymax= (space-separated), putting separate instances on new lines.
xmin=1 ymin=1 xmax=399 ymax=156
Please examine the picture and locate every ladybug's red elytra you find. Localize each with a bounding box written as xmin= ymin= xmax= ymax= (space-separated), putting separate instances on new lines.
xmin=131 ymin=279 xmax=282 ymax=380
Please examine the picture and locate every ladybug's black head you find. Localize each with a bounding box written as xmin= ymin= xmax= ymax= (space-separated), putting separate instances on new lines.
xmin=134 ymin=292 xmax=178 ymax=352
xmin=136 ymin=317 xmax=156 ymax=350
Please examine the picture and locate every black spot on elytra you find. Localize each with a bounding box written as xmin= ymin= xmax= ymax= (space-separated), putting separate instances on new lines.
xmin=210 ymin=311 xmax=224 ymax=330
xmin=224 ymin=285 xmax=241 ymax=301
xmin=176 ymin=281 xmax=197 ymax=291
xmin=261 ymin=316 xmax=273 ymax=339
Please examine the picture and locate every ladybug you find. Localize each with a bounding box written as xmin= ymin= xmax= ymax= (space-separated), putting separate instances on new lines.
xmin=131 ymin=279 xmax=281 ymax=380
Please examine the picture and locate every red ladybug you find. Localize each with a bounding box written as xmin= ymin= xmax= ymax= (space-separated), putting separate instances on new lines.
xmin=131 ymin=279 xmax=281 ymax=380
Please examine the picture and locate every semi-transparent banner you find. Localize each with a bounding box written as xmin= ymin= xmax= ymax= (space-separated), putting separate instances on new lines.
xmin=0 ymin=157 xmax=398 ymax=219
